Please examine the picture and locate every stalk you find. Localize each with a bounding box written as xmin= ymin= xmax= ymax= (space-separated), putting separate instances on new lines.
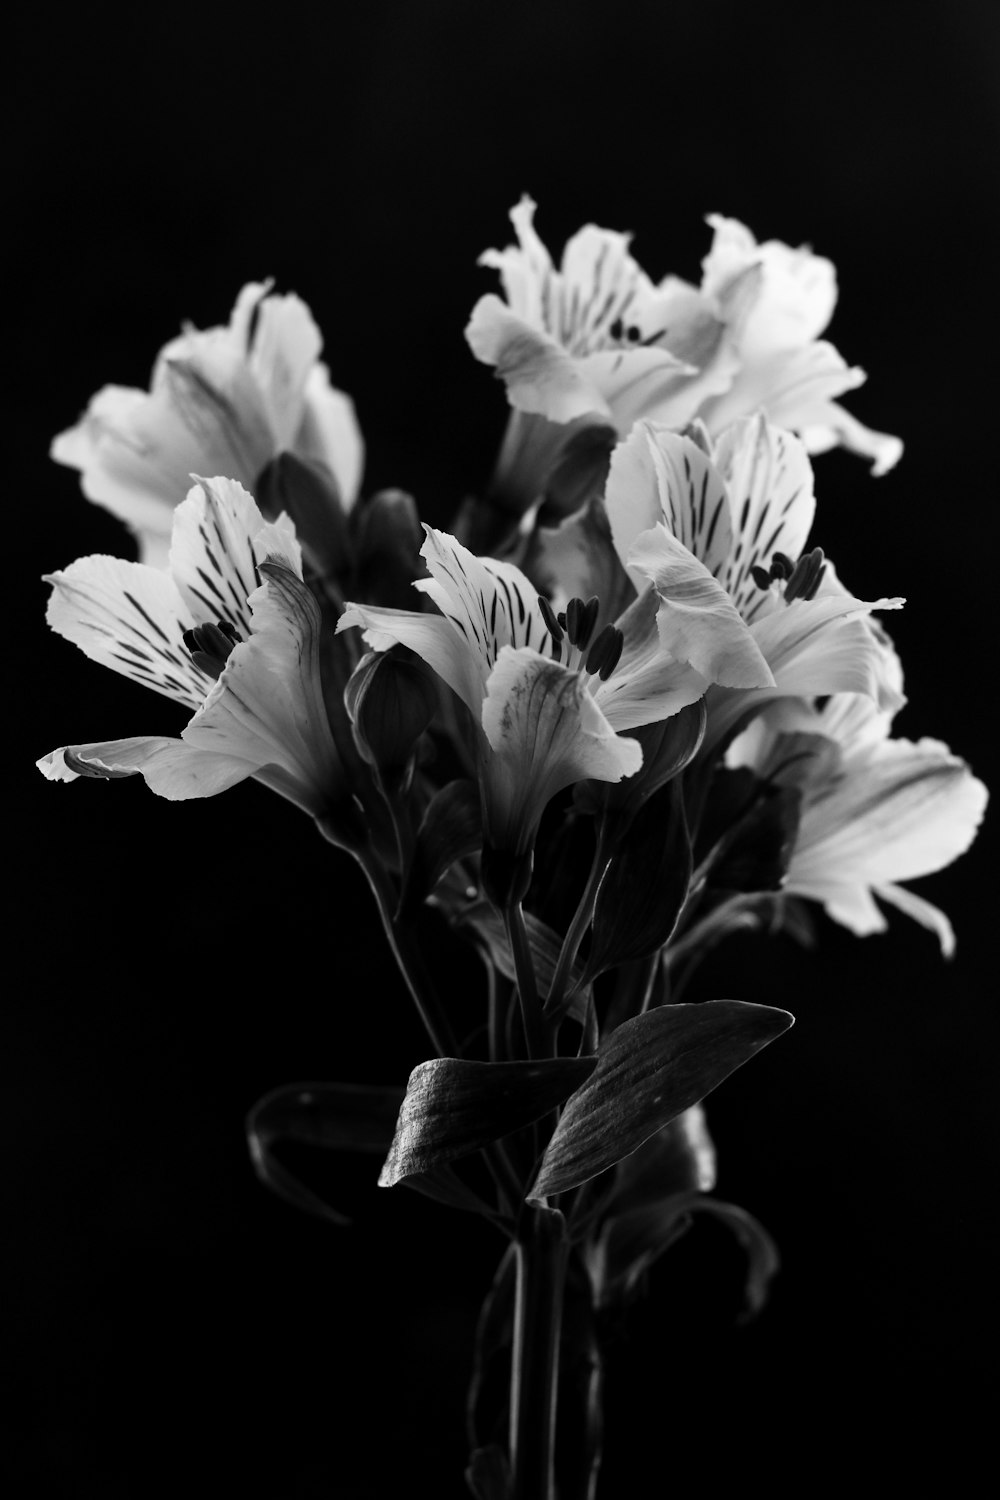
xmin=510 ymin=1205 xmax=569 ymax=1500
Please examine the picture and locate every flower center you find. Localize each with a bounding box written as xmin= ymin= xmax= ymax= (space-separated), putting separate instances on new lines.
xmin=537 ymin=594 xmax=624 ymax=681
xmin=182 ymin=619 xmax=242 ymax=679
xmin=751 ymin=547 xmax=827 ymax=603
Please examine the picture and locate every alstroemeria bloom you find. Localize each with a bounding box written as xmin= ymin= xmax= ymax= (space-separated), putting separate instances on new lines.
xmin=602 ymin=415 xmax=905 ymax=756
xmin=466 ymin=199 xmax=900 ymax=472
xmin=38 ymin=478 xmax=351 ymax=824
xmin=52 ymin=283 xmax=364 ymax=568
xmin=726 ymin=682 xmax=987 ymax=955
xmin=336 ymin=527 xmax=772 ymax=858
xmin=697 ymin=217 xmax=902 ymax=475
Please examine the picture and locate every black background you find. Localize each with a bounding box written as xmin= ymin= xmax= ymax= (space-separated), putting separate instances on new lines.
xmin=11 ymin=2 xmax=998 ymax=1495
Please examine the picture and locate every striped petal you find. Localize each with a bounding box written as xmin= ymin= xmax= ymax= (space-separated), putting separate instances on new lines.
xmin=628 ymin=525 xmax=774 ymax=689
xmin=480 ymin=646 xmax=642 ymax=853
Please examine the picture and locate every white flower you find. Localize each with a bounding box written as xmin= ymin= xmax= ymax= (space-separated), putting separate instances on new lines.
xmin=727 ymin=676 xmax=987 ymax=955
xmin=602 ymin=416 xmax=905 ymax=755
xmin=38 ymin=477 xmax=349 ymax=822
xmin=52 ymin=283 xmax=364 ymax=567
xmin=698 ymin=216 xmax=902 ymax=475
xmin=466 ymin=199 xmax=900 ymax=472
xmin=337 ymin=527 xmax=769 ymax=857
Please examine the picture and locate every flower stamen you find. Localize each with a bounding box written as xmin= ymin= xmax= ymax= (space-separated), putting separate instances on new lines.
xmin=183 ymin=619 xmax=243 ymax=679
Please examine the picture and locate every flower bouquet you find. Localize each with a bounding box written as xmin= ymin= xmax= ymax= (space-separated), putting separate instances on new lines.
xmin=38 ymin=201 xmax=986 ymax=1498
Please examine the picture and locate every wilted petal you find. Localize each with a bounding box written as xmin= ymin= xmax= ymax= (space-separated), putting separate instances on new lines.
xmin=629 ymin=525 xmax=774 ymax=688
xmin=480 ymin=646 xmax=642 ymax=852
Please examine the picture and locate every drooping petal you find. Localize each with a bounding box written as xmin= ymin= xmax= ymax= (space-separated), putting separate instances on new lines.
xmin=37 ymin=735 xmax=260 ymax=799
xmin=628 ymin=525 xmax=774 ymax=689
xmin=168 ymin=477 xmax=301 ymax=638
xmin=480 ymin=646 xmax=642 ymax=853
xmin=874 ymin=883 xmax=956 ymax=958
xmin=44 ymin=553 xmax=210 ymax=710
xmin=791 ymin=738 xmax=988 ymax=889
xmin=799 ymin=402 xmax=904 ymax=475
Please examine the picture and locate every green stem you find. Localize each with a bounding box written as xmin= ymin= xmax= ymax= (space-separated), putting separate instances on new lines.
xmin=505 ymin=902 xmax=545 ymax=1059
xmin=510 ymin=1206 xmax=569 ymax=1500
xmin=355 ymin=852 xmax=459 ymax=1058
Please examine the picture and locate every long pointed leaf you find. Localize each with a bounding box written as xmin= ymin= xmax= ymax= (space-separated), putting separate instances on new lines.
xmin=529 ymin=1001 xmax=793 ymax=1200
xmin=379 ymin=1056 xmax=595 ymax=1188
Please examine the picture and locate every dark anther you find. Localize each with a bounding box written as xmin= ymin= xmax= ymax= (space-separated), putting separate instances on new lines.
xmin=803 ymin=560 xmax=827 ymax=601
xmin=626 ymin=324 xmax=642 ymax=342
xmin=609 ymin=317 xmax=624 ymax=341
xmin=183 ymin=620 xmax=242 ymax=679
xmin=565 ymin=595 xmax=601 ymax=650
xmin=557 ymin=611 xmax=568 ymax=630
xmin=751 ymin=564 xmax=773 ymax=590
xmin=770 ymin=551 xmax=795 ymax=581
xmin=585 ymin=625 xmax=625 ymax=681
xmin=538 ymin=595 xmax=564 ymax=642
xmin=784 ymin=547 xmax=826 ymax=603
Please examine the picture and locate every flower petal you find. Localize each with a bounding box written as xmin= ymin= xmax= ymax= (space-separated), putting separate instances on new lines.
xmin=711 ymin=417 xmax=816 ymax=621
xmin=338 ymin=601 xmax=484 ymax=722
xmin=799 ymin=402 xmax=903 ymax=475
xmin=183 ymin=562 xmax=344 ymax=818
xmin=247 ymin=290 xmax=323 ymax=449
xmin=700 ymin=341 xmax=865 ymax=438
xmin=628 ymin=524 xmax=774 ymax=688
xmin=168 ymin=476 xmax=301 ymax=639
xmin=480 ymin=646 xmax=642 ymax=851
xmin=37 ymin=736 xmax=257 ymax=798
xmin=44 ymin=554 xmax=209 ymax=709
xmin=466 ymin=295 xmax=612 ymax=422
xmin=294 ymin=365 xmax=365 ymax=507
xmin=701 ymin=215 xmax=837 ymax=354
xmin=874 ymin=882 xmax=956 ymax=958
xmin=591 ymin=586 xmax=709 ymax=733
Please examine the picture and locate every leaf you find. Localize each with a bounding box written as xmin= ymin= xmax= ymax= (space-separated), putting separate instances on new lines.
xmin=580 ymin=780 xmax=692 ymax=984
xmin=379 ymin=1056 xmax=596 ymax=1188
xmin=589 ymin=1197 xmax=697 ymax=1307
xmin=467 ymin=1246 xmax=518 ymax=1449
xmin=529 ymin=1000 xmax=793 ymax=1200
xmin=690 ymin=1199 xmax=781 ymax=1322
xmin=399 ymin=778 xmax=483 ymax=916
xmin=246 ymin=1081 xmax=405 ymax=1227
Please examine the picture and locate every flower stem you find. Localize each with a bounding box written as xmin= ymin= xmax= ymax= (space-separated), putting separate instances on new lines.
xmin=545 ymin=827 xmax=613 ymax=1023
xmin=510 ymin=1205 xmax=569 ymax=1500
xmin=505 ymin=901 xmax=545 ymax=1058
xmin=355 ymin=851 xmax=459 ymax=1058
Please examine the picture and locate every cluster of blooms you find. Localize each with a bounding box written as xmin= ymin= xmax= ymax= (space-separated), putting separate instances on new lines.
xmin=40 ymin=202 xmax=982 ymax=956
xmin=39 ymin=199 xmax=988 ymax=1495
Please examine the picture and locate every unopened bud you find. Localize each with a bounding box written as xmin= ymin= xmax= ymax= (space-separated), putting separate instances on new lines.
xmin=255 ymin=452 xmax=351 ymax=579
xmin=350 ymin=489 xmax=424 ymax=609
xmin=345 ymin=647 xmax=438 ymax=778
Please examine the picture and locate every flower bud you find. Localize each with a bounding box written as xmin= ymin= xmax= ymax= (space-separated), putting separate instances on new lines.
xmin=255 ymin=452 xmax=351 ymax=580
xmin=349 ymin=489 xmax=424 ymax=609
xmin=345 ymin=647 xmax=438 ymax=780
xmin=574 ymin=700 xmax=707 ymax=839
